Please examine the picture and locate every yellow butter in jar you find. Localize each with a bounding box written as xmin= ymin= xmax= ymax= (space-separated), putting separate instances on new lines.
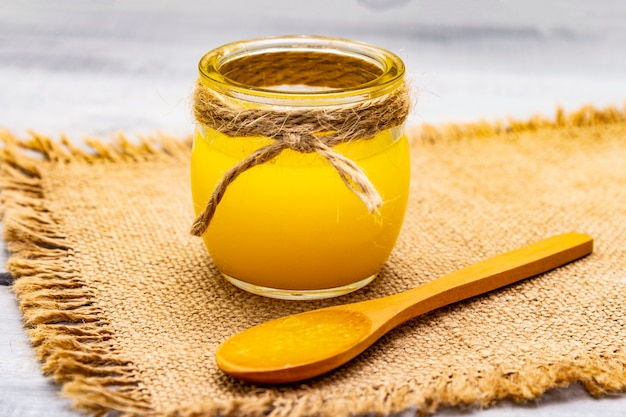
xmin=190 ymin=36 xmax=411 ymax=300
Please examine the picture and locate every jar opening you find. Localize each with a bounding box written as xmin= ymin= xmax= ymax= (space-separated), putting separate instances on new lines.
xmin=219 ymin=51 xmax=383 ymax=90
xmin=198 ymin=36 xmax=405 ymax=103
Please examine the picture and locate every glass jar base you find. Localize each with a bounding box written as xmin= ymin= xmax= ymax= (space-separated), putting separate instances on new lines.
xmin=221 ymin=273 xmax=378 ymax=300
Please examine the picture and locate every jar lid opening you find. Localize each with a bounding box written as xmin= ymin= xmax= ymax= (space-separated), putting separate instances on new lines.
xmin=198 ymin=36 xmax=405 ymax=102
xmin=219 ymin=51 xmax=383 ymax=90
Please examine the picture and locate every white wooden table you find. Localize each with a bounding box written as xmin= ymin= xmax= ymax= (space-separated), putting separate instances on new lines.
xmin=1 ymin=1 xmax=625 ymax=415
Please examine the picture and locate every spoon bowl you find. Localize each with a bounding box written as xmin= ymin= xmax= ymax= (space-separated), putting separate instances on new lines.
xmin=216 ymin=232 xmax=593 ymax=384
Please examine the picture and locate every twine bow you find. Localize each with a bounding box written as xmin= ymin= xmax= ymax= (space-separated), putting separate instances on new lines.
xmin=190 ymin=80 xmax=410 ymax=237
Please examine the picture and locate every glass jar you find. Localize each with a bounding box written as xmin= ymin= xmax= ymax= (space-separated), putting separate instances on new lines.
xmin=190 ymin=35 xmax=410 ymax=300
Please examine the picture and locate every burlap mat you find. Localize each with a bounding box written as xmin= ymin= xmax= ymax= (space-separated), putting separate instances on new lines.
xmin=1 ymin=105 xmax=626 ymax=416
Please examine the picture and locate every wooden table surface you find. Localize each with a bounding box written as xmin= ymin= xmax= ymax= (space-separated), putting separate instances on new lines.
xmin=1 ymin=1 xmax=626 ymax=415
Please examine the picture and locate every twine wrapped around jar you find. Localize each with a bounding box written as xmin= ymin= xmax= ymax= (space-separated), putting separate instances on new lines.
xmin=190 ymin=51 xmax=411 ymax=237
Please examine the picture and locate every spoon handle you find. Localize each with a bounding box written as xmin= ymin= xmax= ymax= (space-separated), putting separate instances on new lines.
xmin=356 ymin=232 xmax=593 ymax=330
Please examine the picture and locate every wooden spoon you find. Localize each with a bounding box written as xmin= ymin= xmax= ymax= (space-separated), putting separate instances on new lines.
xmin=216 ymin=232 xmax=593 ymax=384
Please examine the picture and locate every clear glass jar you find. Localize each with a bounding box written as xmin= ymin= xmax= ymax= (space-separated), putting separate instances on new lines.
xmin=191 ymin=35 xmax=410 ymax=300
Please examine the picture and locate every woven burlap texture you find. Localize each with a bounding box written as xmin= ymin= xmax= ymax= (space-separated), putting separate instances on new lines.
xmin=1 ymin=106 xmax=626 ymax=417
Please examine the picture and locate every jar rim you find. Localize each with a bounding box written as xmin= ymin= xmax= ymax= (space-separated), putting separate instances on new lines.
xmin=198 ymin=35 xmax=405 ymax=105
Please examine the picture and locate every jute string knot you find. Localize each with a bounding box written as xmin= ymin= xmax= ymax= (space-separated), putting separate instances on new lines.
xmin=190 ymin=79 xmax=410 ymax=237
xmin=282 ymin=132 xmax=315 ymax=152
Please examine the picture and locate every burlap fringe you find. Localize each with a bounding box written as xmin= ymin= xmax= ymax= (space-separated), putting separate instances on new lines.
xmin=413 ymin=103 xmax=626 ymax=144
xmin=1 ymin=103 xmax=626 ymax=417
xmin=0 ymin=130 xmax=189 ymax=417
xmin=161 ymin=352 xmax=626 ymax=417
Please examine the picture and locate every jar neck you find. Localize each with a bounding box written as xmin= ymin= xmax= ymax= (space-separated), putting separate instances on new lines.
xmin=197 ymin=35 xmax=405 ymax=107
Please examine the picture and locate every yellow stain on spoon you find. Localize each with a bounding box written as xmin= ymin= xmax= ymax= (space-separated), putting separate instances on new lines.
xmin=217 ymin=309 xmax=372 ymax=381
